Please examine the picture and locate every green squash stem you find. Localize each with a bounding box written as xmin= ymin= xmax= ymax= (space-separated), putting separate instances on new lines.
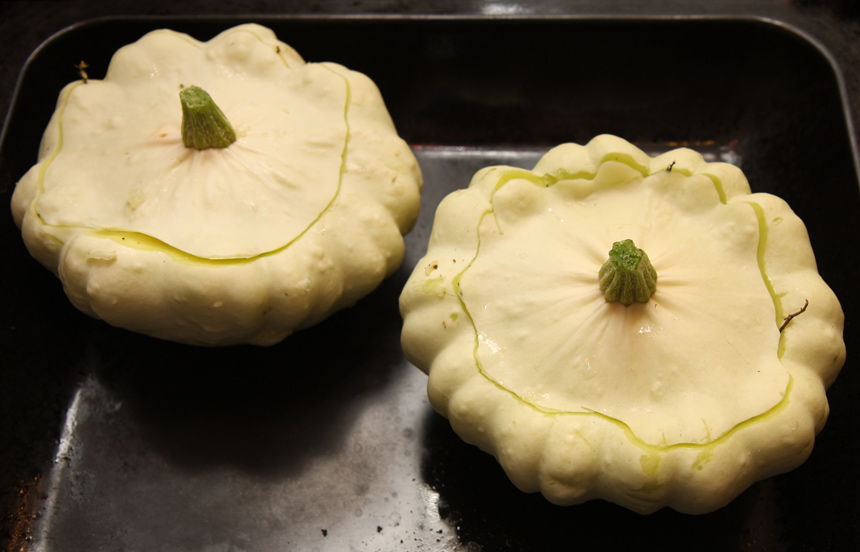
xmin=180 ymin=85 xmax=237 ymax=150
xmin=599 ymin=239 xmax=657 ymax=306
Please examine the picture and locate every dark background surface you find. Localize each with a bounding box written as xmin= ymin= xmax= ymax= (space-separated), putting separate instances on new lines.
xmin=1 ymin=2 xmax=859 ymax=551
xmin=2 ymin=0 xmax=860 ymax=150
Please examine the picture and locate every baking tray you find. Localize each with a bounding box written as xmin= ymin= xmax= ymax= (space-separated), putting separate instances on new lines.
xmin=1 ymin=15 xmax=858 ymax=552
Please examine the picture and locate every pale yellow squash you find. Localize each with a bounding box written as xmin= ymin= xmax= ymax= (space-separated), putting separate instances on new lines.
xmin=12 ymin=23 xmax=422 ymax=346
xmin=399 ymin=134 xmax=844 ymax=514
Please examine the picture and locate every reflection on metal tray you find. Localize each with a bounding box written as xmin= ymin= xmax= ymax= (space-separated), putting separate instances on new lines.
xmin=1 ymin=15 xmax=858 ymax=552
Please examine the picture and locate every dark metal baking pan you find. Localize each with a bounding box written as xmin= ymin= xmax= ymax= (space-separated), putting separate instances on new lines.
xmin=1 ymin=15 xmax=858 ymax=552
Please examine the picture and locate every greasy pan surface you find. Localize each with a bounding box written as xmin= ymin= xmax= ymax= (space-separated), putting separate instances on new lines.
xmin=1 ymin=16 xmax=858 ymax=551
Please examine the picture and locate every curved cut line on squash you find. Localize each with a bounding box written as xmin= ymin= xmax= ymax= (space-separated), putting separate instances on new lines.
xmin=450 ymin=155 xmax=790 ymax=450
xmin=31 ymin=45 xmax=351 ymax=264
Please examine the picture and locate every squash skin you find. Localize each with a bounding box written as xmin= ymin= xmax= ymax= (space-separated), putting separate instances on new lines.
xmin=399 ymin=134 xmax=844 ymax=514
xmin=11 ymin=24 xmax=422 ymax=346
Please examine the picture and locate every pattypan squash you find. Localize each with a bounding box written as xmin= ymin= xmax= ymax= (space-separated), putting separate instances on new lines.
xmin=11 ymin=23 xmax=422 ymax=346
xmin=399 ymin=135 xmax=845 ymax=514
